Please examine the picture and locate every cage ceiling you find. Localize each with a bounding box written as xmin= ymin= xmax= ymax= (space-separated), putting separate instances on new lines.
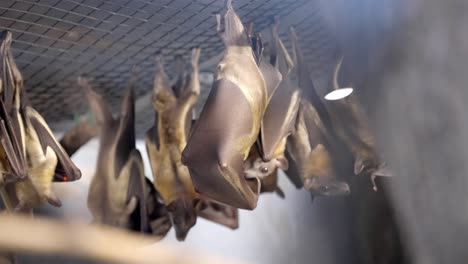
xmin=0 ymin=0 xmax=339 ymax=136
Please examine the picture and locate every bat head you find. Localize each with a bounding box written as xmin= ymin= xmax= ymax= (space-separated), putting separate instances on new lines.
xmin=244 ymin=156 xmax=288 ymax=180
xmin=304 ymin=177 xmax=350 ymax=196
xmin=167 ymin=198 xmax=197 ymax=241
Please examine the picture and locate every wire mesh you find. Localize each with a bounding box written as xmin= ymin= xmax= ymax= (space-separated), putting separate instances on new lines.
xmin=0 ymin=0 xmax=338 ymax=135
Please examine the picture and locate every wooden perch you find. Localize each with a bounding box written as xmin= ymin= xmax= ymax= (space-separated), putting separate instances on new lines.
xmin=0 ymin=213 xmax=248 ymax=264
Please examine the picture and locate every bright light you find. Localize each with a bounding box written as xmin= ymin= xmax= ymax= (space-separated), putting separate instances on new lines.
xmin=324 ymin=87 xmax=353 ymax=100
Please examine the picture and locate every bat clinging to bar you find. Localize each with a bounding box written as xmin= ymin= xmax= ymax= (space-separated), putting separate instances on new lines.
xmin=182 ymin=0 xmax=268 ymax=210
xmin=145 ymin=48 xmax=201 ymax=241
xmin=81 ymin=77 xmax=149 ymax=233
xmin=325 ymin=58 xmax=392 ymax=190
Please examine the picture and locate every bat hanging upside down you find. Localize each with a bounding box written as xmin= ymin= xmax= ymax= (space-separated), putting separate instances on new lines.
xmin=146 ymin=48 xmax=199 ymax=241
xmin=0 ymin=31 xmax=81 ymax=212
xmin=324 ymin=58 xmax=392 ymax=191
xmin=80 ymin=76 xmax=151 ymax=233
xmin=182 ymin=0 xmax=272 ymax=210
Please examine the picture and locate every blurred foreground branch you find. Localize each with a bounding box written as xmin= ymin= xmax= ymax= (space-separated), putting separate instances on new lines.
xmin=0 ymin=213 xmax=247 ymax=264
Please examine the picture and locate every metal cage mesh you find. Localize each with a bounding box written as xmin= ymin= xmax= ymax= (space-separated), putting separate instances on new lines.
xmin=0 ymin=0 xmax=339 ymax=136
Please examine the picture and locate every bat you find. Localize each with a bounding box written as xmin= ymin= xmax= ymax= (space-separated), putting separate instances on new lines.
xmin=59 ymin=114 xmax=98 ymax=157
xmin=182 ymin=0 xmax=268 ymax=210
xmin=0 ymin=31 xmax=81 ymax=211
xmin=325 ymin=58 xmax=392 ymax=190
xmin=285 ymin=101 xmax=350 ymax=198
xmin=244 ymin=145 xmax=285 ymax=198
xmin=145 ymin=48 xmax=201 ymax=241
xmin=195 ymin=197 xmax=239 ymax=229
xmin=257 ymin=21 xmax=301 ymax=164
xmin=0 ymin=31 xmax=28 ymax=188
xmin=284 ymin=28 xmax=351 ymax=199
xmin=14 ymin=106 xmax=67 ymax=211
xmin=81 ymin=77 xmax=149 ymax=233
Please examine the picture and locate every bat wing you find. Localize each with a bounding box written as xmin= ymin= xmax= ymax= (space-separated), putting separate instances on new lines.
xmin=0 ymin=101 xmax=26 ymax=181
xmin=284 ymin=148 xmax=304 ymax=189
xmin=145 ymin=125 xmax=160 ymax=184
xmin=290 ymin=28 xmax=335 ymax=133
xmin=258 ymin=27 xmax=301 ymax=161
xmin=126 ymin=150 xmax=150 ymax=233
xmin=27 ymin=108 xmax=81 ymax=182
xmin=0 ymin=32 xmax=28 ymax=180
xmin=114 ymin=85 xmax=136 ymax=179
xmin=182 ymin=79 xmax=259 ymax=210
xmin=197 ymin=198 xmax=239 ymax=229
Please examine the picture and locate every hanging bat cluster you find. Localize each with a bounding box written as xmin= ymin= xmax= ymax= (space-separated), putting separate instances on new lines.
xmin=182 ymin=0 xmax=392 ymax=209
xmin=0 ymin=31 xmax=81 ymax=214
xmin=0 ymin=0 xmax=392 ymax=242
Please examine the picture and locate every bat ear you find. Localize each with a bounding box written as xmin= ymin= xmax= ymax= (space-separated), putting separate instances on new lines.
xmin=193 ymin=198 xmax=207 ymax=211
xmin=275 ymin=157 xmax=289 ymax=170
xmin=353 ymin=157 xmax=366 ymax=175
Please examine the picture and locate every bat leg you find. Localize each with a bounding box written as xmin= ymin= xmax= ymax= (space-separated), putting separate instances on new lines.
xmin=370 ymin=167 xmax=393 ymax=192
xmin=46 ymin=193 xmax=62 ymax=207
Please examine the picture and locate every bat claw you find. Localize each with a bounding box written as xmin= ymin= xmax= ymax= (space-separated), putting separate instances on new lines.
xmin=46 ymin=194 xmax=62 ymax=207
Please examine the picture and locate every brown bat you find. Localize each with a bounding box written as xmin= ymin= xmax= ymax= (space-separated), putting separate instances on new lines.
xmin=257 ymin=21 xmax=301 ymax=165
xmin=284 ymin=28 xmax=350 ymax=198
xmin=285 ymin=101 xmax=350 ymax=198
xmin=0 ymin=31 xmax=81 ymax=211
xmin=145 ymin=48 xmax=201 ymax=241
xmin=182 ymin=0 xmax=268 ymax=210
xmin=59 ymin=114 xmax=98 ymax=157
xmin=0 ymin=31 xmax=28 ymax=189
xmin=81 ymin=77 xmax=149 ymax=233
xmin=325 ymin=58 xmax=392 ymax=190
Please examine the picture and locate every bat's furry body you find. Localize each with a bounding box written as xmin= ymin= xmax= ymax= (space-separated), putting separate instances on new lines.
xmin=82 ymin=78 xmax=149 ymax=232
xmin=325 ymin=59 xmax=391 ymax=190
xmin=182 ymin=0 xmax=268 ymax=210
xmin=146 ymin=48 xmax=200 ymax=241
